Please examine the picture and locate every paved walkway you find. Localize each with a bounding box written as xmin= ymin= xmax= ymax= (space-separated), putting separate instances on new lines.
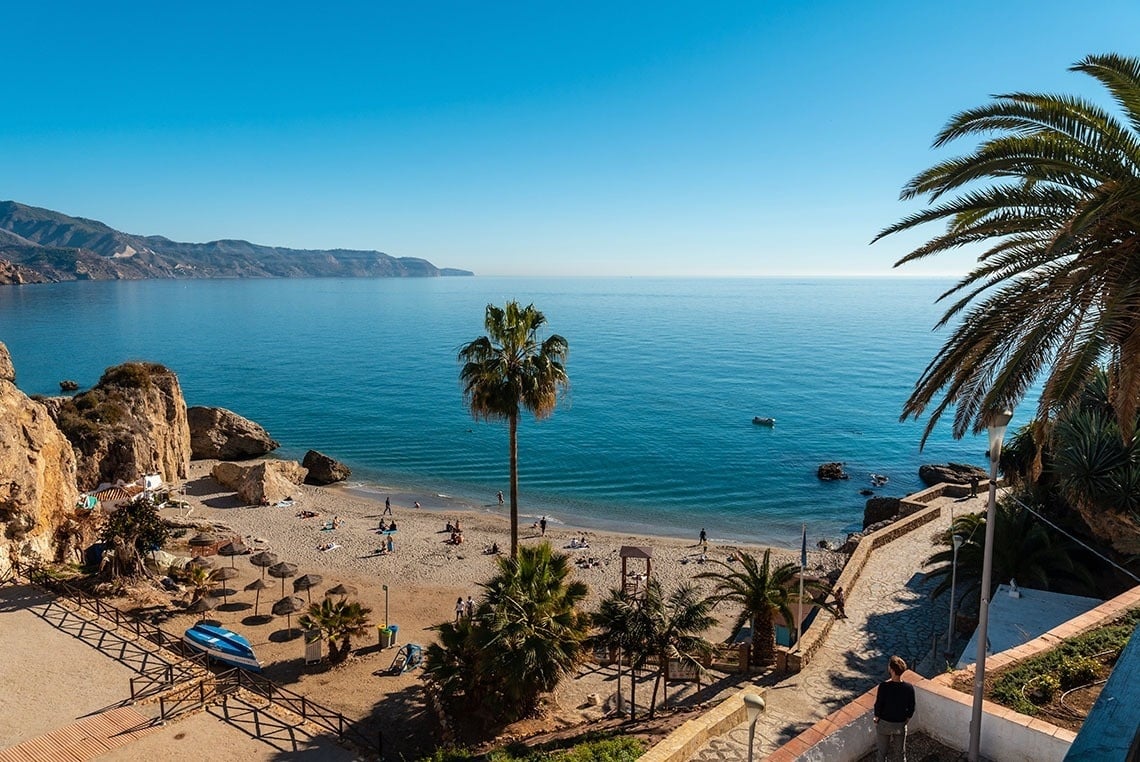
xmin=690 ymin=494 xmax=983 ymax=761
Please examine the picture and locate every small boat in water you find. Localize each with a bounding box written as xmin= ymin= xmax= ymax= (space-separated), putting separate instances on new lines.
xmin=183 ymin=623 xmax=262 ymax=671
xmin=752 ymin=417 xmax=776 ymax=426
xmin=870 ymin=473 xmax=889 ymax=487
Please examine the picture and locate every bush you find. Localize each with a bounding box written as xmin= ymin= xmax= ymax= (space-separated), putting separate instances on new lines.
xmin=1058 ymin=655 xmax=1102 ymax=689
xmin=98 ymin=362 xmax=168 ymax=390
xmin=1026 ymin=673 xmax=1060 ymax=705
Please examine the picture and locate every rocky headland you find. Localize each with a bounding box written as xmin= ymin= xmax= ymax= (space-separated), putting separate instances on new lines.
xmin=0 ymin=200 xmax=474 ymax=285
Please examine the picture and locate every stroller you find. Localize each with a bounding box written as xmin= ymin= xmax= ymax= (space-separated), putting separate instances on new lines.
xmin=389 ymin=643 xmax=422 ymax=674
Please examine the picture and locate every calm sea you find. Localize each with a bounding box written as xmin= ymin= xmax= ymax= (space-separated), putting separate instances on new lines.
xmin=0 ymin=277 xmax=1008 ymax=547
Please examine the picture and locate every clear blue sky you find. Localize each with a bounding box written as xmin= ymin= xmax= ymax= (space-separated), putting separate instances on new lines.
xmin=3 ymin=1 xmax=1137 ymax=276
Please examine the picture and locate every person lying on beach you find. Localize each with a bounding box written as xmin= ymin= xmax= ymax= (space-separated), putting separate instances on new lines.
xmin=317 ymin=542 xmax=341 ymax=552
xmin=296 ymin=510 xmax=319 ymax=519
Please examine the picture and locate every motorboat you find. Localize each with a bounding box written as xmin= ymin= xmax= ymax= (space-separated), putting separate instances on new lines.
xmin=752 ymin=417 xmax=776 ymax=426
xmin=870 ymin=473 xmax=889 ymax=487
xmin=183 ymin=623 xmax=262 ymax=671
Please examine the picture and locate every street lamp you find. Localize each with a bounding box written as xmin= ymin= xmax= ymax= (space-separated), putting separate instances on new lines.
xmin=968 ymin=408 xmax=1013 ymax=762
xmin=744 ymin=693 xmax=765 ymax=762
xmin=945 ymin=534 xmax=963 ymax=658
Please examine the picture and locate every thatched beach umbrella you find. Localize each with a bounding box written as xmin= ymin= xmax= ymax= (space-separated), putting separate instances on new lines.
xmin=186 ymin=596 xmax=219 ymax=621
xmin=218 ymin=540 xmax=249 ymax=568
xmin=292 ymin=573 xmax=323 ymax=604
xmin=210 ymin=566 xmax=240 ymax=604
xmin=249 ymin=551 xmax=279 ymax=580
xmin=325 ymin=583 xmax=357 ymax=599
xmin=186 ymin=555 xmax=214 ymax=571
xmin=244 ymin=577 xmax=271 ymax=617
xmin=267 ymin=561 xmax=299 ymax=596
xmin=188 ymin=532 xmax=217 ymax=556
xmin=272 ymin=595 xmax=305 ymax=635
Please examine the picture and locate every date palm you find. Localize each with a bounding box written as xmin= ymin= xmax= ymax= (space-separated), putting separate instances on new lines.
xmin=640 ymin=579 xmax=716 ymax=717
xmin=874 ymin=54 xmax=1140 ymax=446
xmin=459 ymin=301 xmax=569 ymax=557
xmin=698 ymin=549 xmax=811 ymax=667
xmin=298 ymin=598 xmax=373 ymax=664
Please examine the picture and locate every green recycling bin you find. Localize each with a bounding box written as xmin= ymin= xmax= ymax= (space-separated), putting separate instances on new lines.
xmin=379 ymin=624 xmax=398 ymax=648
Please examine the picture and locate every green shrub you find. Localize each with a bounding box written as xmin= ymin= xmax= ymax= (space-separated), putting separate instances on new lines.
xmin=418 ymin=748 xmax=475 ymax=762
xmin=556 ymin=737 xmax=645 ymax=762
xmin=1026 ymin=673 xmax=1060 ymax=705
xmin=1058 ymin=655 xmax=1102 ymax=689
xmin=98 ymin=362 xmax=167 ymax=390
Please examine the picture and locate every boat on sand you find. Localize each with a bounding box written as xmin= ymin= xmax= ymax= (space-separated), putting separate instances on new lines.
xmin=183 ymin=623 xmax=262 ymax=671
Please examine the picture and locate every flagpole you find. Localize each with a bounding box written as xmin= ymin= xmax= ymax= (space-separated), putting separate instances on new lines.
xmin=797 ymin=523 xmax=806 ymax=653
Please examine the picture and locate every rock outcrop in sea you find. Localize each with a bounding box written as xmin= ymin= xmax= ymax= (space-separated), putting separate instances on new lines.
xmin=48 ymin=362 xmax=191 ymax=489
xmin=188 ymin=406 xmax=279 ymax=460
xmin=862 ymin=496 xmax=902 ymax=529
xmin=919 ymin=462 xmax=986 ymax=487
xmin=212 ymin=459 xmax=307 ymax=506
xmin=817 ymin=462 xmax=849 ymax=481
xmin=302 ymin=450 xmax=350 ymax=485
xmin=0 ymin=342 xmax=79 ymax=576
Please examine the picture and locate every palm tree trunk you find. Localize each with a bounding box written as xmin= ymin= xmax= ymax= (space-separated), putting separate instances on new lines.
xmin=616 ymin=647 xmax=625 ymax=715
xmin=629 ymin=666 xmax=638 ymax=720
xmin=756 ymin=609 xmax=776 ymax=666
xmin=649 ymin=666 xmax=663 ymax=717
xmin=509 ymin=411 xmax=519 ymax=558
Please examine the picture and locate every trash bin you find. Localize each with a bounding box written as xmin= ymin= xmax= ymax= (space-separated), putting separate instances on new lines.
xmin=388 ymin=624 xmax=399 ymax=647
xmin=379 ymin=624 xmax=398 ymax=649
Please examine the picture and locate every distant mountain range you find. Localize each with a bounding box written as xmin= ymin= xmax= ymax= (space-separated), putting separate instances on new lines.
xmin=0 ymin=201 xmax=473 ymax=284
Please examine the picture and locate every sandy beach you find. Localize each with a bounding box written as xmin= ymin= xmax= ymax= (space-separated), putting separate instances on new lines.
xmin=113 ymin=459 xmax=847 ymax=756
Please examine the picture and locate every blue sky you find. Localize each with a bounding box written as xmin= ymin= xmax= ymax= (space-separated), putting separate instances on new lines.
xmin=4 ymin=1 xmax=1137 ymax=276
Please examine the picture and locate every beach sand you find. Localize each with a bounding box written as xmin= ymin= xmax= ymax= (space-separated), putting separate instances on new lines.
xmin=115 ymin=459 xmax=847 ymax=757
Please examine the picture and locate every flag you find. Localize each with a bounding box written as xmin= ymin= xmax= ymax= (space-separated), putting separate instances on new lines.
xmin=800 ymin=523 xmax=807 ymax=569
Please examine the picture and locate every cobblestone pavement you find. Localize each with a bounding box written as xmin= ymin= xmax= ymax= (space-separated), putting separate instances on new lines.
xmin=690 ymin=494 xmax=983 ymax=761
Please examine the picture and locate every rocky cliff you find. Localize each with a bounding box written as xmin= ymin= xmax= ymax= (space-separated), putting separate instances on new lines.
xmin=188 ymin=406 xmax=279 ymax=460
xmin=50 ymin=362 xmax=191 ymax=489
xmin=0 ymin=200 xmax=474 ymax=284
xmin=0 ymin=342 xmax=79 ymax=576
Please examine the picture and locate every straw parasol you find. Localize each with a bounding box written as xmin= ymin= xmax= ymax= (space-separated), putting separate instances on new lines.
xmin=292 ymin=573 xmax=323 ymax=604
xmin=267 ymin=561 xmax=299 ymax=596
xmin=325 ymin=583 xmax=357 ymax=599
xmin=186 ymin=555 xmax=214 ymax=571
xmin=249 ymin=551 xmax=279 ymax=579
xmin=186 ymin=596 xmax=219 ymax=621
xmin=188 ymin=531 xmax=217 ymax=556
xmin=244 ymin=577 xmax=271 ymax=617
xmin=209 ymin=566 xmax=240 ymax=604
xmin=218 ymin=540 xmax=249 ymax=567
xmin=272 ymin=595 xmax=305 ymax=635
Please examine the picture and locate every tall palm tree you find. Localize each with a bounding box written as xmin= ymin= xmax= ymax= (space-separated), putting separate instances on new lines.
xmin=698 ymin=549 xmax=810 ymax=667
xmin=640 ymin=579 xmax=716 ymax=717
xmin=458 ymin=301 xmax=569 ymax=557
xmin=924 ymin=500 xmax=1094 ymax=601
xmin=874 ymin=54 xmax=1140 ymax=447
xmin=298 ymin=598 xmax=374 ymax=664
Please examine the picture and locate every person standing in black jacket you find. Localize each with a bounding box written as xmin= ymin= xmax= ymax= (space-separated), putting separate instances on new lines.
xmin=874 ymin=655 xmax=915 ymax=761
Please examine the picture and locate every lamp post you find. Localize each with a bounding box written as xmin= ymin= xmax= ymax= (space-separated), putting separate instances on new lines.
xmin=968 ymin=409 xmax=1013 ymax=762
xmin=744 ymin=693 xmax=765 ymax=762
xmin=945 ymin=534 xmax=963 ymax=658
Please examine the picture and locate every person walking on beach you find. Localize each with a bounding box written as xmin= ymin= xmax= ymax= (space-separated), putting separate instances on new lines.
xmin=539 ymin=516 xmax=547 ymax=536
xmin=455 ymin=597 xmax=464 ymax=623
xmin=698 ymin=528 xmax=707 ymax=545
xmin=465 ymin=596 xmax=475 ymax=619
xmin=386 ymin=535 xmax=395 ymax=554
xmin=384 ymin=496 xmax=392 ymax=515
xmin=874 ymin=655 xmax=915 ymax=761
xmin=970 ymin=475 xmax=979 ymax=498
xmin=833 ymin=586 xmax=847 ymax=618
xmin=497 ymin=490 xmax=504 ymax=506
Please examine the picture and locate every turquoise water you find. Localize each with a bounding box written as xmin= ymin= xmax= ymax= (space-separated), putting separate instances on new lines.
xmin=0 ymin=277 xmax=1001 ymax=547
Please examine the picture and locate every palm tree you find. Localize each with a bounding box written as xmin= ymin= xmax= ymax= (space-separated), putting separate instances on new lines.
xmin=924 ymin=500 xmax=1094 ymax=601
xmin=479 ymin=542 xmax=590 ymax=720
xmin=458 ymin=301 xmax=569 ymax=557
xmin=593 ymin=588 xmax=639 ymax=717
xmin=640 ymin=579 xmax=716 ymax=717
xmin=298 ymin=598 xmax=373 ymax=664
xmin=873 ymin=54 xmax=1140 ymax=447
xmin=698 ymin=549 xmax=811 ymax=667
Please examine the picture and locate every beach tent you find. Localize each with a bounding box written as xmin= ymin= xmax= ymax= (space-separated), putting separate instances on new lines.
xmin=620 ymin=546 xmax=653 ymax=595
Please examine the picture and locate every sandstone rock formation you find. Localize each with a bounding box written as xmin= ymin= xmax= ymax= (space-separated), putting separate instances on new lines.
xmin=863 ymin=496 xmax=902 ymax=529
xmin=0 ymin=342 xmax=79 ymax=576
xmin=49 ymin=362 xmax=191 ymax=490
xmin=919 ymin=462 xmax=986 ymax=487
xmin=302 ymin=450 xmax=351 ymax=485
xmin=188 ymin=406 xmax=279 ymax=460
xmin=817 ymin=462 xmax=849 ymax=481
xmin=212 ymin=459 xmax=307 ymax=505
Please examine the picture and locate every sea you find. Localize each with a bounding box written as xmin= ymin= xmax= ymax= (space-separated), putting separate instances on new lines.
xmin=0 ymin=276 xmax=1015 ymax=548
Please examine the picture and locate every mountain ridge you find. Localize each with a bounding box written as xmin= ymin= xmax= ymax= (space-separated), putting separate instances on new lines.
xmin=0 ymin=200 xmax=474 ymax=284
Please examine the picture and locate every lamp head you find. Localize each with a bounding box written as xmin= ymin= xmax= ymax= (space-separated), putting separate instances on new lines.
xmin=952 ymin=534 xmax=963 ymax=550
xmin=744 ymin=692 xmax=765 ymax=722
xmin=987 ymin=409 xmax=1014 ymax=462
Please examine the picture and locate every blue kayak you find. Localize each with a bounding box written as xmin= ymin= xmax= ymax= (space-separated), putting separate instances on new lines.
xmin=183 ymin=623 xmax=262 ymax=672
